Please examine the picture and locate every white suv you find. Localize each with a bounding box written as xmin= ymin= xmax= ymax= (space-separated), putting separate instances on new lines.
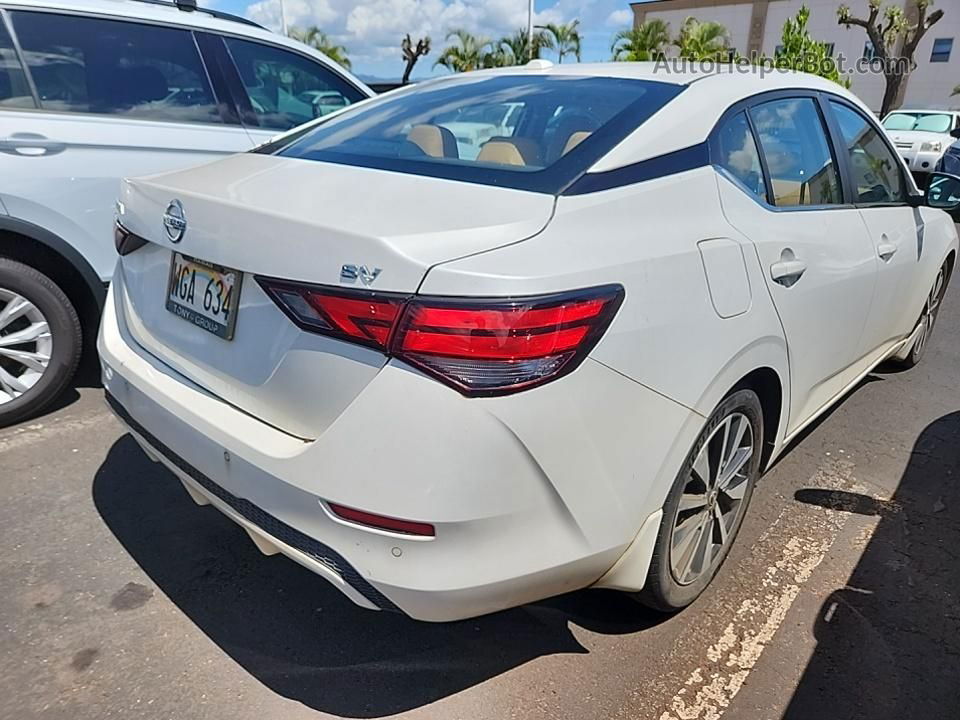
xmin=0 ymin=0 xmax=371 ymax=425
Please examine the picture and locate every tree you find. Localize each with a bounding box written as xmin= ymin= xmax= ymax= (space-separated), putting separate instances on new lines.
xmin=288 ymin=26 xmax=351 ymax=69
xmin=543 ymin=20 xmax=582 ymax=63
xmin=401 ymin=34 xmax=431 ymax=84
xmin=434 ymin=29 xmax=496 ymax=72
xmin=610 ymin=19 xmax=671 ymax=61
xmin=498 ymin=28 xmax=554 ymax=65
xmin=773 ymin=5 xmax=849 ymax=86
xmin=837 ymin=0 xmax=944 ymax=116
xmin=674 ymin=17 xmax=731 ymax=61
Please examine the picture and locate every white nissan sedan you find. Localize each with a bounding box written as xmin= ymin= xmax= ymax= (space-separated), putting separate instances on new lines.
xmin=99 ymin=63 xmax=960 ymax=621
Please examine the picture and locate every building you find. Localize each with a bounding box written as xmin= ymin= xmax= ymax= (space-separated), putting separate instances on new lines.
xmin=629 ymin=0 xmax=960 ymax=113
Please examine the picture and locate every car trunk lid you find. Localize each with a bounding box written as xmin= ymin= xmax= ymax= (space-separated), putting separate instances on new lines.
xmin=115 ymin=153 xmax=555 ymax=438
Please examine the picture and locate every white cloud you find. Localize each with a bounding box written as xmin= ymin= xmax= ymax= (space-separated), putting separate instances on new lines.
xmin=246 ymin=0 xmax=577 ymax=67
xmin=606 ymin=8 xmax=631 ymax=27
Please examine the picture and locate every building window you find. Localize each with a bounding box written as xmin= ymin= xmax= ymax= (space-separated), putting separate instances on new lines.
xmin=931 ymin=38 xmax=953 ymax=63
xmin=863 ymin=41 xmax=876 ymax=60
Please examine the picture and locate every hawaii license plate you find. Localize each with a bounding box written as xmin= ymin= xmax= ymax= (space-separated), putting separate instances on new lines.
xmin=166 ymin=252 xmax=242 ymax=340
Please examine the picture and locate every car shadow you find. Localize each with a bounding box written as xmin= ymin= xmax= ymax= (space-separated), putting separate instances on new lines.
xmin=784 ymin=410 xmax=960 ymax=720
xmin=93 ymin=436 xmax=666 ymax=718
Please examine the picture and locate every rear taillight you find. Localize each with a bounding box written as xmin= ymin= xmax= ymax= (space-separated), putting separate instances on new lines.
xmin=114 ymin=222 xmax=148 ymax=256
xmin=256 ymin=277 xmax=623 ymax=396
xmin=258 ymin=281 xmax=404 ymax=351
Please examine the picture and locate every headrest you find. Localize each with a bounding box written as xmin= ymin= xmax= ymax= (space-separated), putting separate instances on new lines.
xmin=405 ymin=124 xmax=459 ymax=158
xmin=562 ymin=131 xmax=592 ymax=156
xmin=477 ymin=137 xmax=540 ymax=166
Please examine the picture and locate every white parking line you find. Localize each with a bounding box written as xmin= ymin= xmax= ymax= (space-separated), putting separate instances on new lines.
xmin=657 ymin=460 xmax=858 ymax=720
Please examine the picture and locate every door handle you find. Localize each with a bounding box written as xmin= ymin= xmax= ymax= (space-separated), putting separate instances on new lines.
xmin=770 ymin=251 xmax=807 ymax=287
xmin=0 ymin=133 xmax=67 ymax=156
xmin=877 ymin=241 xmax=898 ymax=261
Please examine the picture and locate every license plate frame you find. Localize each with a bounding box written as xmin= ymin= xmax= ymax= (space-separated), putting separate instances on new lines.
xmin=166 ymin=252 xmax=242 ymax=340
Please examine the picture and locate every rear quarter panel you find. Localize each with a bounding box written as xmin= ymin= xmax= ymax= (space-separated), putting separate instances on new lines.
xmin=421 ymin=168 xmax=790 ymax=531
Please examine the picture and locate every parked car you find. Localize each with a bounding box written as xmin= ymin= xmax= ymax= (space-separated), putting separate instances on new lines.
xmin=0 ymin=0 xmax=371 ymax=425
xmin=935 ymin=130 xmax=960 ymax=176
xmin=100 ymin=63 xmax=959 ymax=621
xmin=882 ymin=109 xmax=960 ymax=185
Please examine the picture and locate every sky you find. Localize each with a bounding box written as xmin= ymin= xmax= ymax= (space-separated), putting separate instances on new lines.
xmin=205 ymin=0 xmax=639 ymax=80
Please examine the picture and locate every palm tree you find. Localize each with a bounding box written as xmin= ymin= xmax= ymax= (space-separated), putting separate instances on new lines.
xmin=543 ymin=20 xmax=581 ymax=63
xmin=610 ymin=19 xmax=671 ymax=61
xmin=674 ymin=17 xmax=731 ymax=61
xmin=289 ymin=26 xmax=351 ymax=69
xmin=434 ymin=29 xmax=496 ymax=72
xmin=401 ymin=34 xmax=431 ymax=84
xmin=496 ymin=28 xmax=554 ymax=65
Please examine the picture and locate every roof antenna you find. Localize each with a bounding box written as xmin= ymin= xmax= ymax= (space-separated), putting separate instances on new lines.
xmin=174 ymin=0 xmax=198 ymax=10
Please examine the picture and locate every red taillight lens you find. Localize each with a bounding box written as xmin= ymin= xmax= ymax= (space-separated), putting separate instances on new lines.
xmin=257 ymin=280 xmax=404 ymax=351
xmin=393 ymin=288 xmax=623 ymax=395
xmin=257 ymin=277 xmax=623 ymax=396
xmin=327 ymin=502 xmax=435 ymax=537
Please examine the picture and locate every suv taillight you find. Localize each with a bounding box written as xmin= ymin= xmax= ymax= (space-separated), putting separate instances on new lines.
xmin=256 ymin=278 xmax=623 ymax=397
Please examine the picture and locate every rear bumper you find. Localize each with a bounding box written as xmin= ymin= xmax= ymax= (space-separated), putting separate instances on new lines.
xmin=99 ymin=277 xmax=698 ymax=621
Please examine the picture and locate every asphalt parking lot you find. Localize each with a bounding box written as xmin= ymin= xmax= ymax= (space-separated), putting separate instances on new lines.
xmin=1 ymin=285 xmax=958 ymax=720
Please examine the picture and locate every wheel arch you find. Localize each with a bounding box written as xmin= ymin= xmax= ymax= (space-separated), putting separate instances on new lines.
xmin=0 ymin=216 xmax=106 ymax=356
xmin=693 ymin=337 xmax=790 ymax=473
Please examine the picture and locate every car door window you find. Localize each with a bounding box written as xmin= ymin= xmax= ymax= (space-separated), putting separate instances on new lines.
xmin=749 ymin=97 xmax=842 ymax=207
xmin=0 ymin=18 xmax=34 ymax=108
xmin=829 ymin=101 xmax=906 ymax=204
xmin=223 ymin=37 xmax=364 ymax=131
xmin=10 ymin=11 xmax=222 ymax=124
xmin=715 ymin=112 xmax=768 ymax=202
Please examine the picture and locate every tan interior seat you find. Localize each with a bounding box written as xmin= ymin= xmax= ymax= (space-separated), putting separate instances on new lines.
xmin=476 ymin=137 xmax=541 ymax=167
xmin=562 ymin=131 xmax=592 ymax=156
xmin=405 ymin=124 xmax=459 ymax=159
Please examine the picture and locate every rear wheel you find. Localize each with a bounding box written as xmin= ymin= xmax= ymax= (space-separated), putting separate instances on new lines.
xmin=639 ymin=389 xmax=763 ymax=611
xmin=898 ymin=261 xmax=949 ymax=368
xmin=0 ymin=259 xmax=81 ymax=427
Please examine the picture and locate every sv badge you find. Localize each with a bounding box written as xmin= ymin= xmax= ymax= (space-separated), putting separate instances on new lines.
xmin=341 ymin=264 xmax=382 ymax=285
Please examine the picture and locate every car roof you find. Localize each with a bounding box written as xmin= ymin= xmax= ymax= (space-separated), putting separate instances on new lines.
xmin=1 ymin=0 xmax=372 ymax=93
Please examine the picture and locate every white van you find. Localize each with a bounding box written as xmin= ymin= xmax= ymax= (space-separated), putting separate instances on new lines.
xmin=0 ymin=0 xmax=371 ymax=425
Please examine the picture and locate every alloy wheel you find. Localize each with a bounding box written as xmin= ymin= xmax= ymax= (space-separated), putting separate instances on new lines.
xmin=0 ymin=288 xmax=53 ymax=404
xmin=913 ymin=266 xmax=946 ymax=358
xmin=669 ymin=412 xmax=754 ymax=586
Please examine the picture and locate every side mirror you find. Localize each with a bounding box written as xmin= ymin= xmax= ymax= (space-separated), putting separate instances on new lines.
xmin=950 ymin=127 xmax=960 ymax=139
xmin=925 ymin=172 xmax=960 ymax=219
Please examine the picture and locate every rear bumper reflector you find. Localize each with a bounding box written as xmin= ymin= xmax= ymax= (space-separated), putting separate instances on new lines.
xmin=104 ymin=392 xmax=401 ymax=613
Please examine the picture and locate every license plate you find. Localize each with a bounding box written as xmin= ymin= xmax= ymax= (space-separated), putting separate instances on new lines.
xmin=166 ymin=252 xmax=242 ymax=340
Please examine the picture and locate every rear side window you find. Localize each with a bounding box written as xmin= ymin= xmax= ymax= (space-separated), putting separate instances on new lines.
xmin=223 ymin=37 xmax=364 ymax=131
xmin=10 ymin=11 xmax=222 ymax=124
xmin=829 ymin=101 xmax=906 ymax=204
xmin=272 ymin=75 xmax=684 ymax=193
xmin=715 ymin=112 xmax=768 ymax=202
xmin=0 ymin=19 xmax=34 ymax=108
xmin=749 ymin=97 xmax=842 ymax=207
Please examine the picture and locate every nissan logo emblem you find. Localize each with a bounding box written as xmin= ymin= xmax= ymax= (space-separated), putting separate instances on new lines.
xmin=163 ymin=199 xmax=187 ymax=243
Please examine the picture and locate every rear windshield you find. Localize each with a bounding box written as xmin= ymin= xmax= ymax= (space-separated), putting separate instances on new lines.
xmin=269 ymin=75 xmax=684 ymax=193
xmin=882 ymin=112 xmax=954 ymax=134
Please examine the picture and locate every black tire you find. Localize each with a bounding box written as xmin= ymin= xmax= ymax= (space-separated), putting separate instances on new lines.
xmin=0 ymin=258 xmax=82 ymax=427
xmin=638 ymin=389 xmax=764 ymax=612
xmin=897 ymin=260 xmax=949 ymax=369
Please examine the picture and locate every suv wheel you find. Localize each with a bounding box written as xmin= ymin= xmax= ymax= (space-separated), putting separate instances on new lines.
xmin=0 ymin=259 xmax=82 ymax=427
